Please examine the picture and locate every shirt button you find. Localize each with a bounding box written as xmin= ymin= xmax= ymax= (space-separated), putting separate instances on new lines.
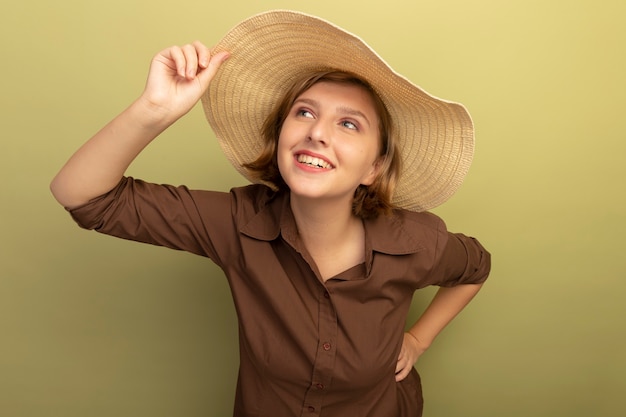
xmin=322 ymin=342 xmax=331 ymax=351
xmin=307 ymin=405 xmax=316 ymax=412
xmin=323 ymin=291 xmax=330 ymax=299
xmin=315 ymin=383 xmax=324 ymax=390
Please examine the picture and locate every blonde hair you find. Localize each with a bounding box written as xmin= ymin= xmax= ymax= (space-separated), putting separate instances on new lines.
xmin=243 ymin=70 xmax=401 ymax=218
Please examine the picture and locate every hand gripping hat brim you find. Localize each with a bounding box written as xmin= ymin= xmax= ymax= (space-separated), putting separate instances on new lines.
xmin=202 ymin=10 xmax=474 ymax=212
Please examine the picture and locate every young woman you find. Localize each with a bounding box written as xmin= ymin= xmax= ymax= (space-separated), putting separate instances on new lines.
xmin=51 ymin=10 xmax=490 ymax=417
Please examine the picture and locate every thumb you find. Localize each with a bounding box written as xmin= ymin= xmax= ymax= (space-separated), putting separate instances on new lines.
xmin=197 ymin=51 xmax=230 ymax=89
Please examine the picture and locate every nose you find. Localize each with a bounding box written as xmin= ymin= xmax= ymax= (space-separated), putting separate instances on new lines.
xmin=307 ymin=120 xmax=331 ymax=146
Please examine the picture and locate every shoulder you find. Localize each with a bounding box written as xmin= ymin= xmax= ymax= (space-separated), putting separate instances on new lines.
xmin=395 ymin=209 xmax=449 ymax=254
xmin=228 ymin=184 xmax=284 ymax=217
xmin=229 ymin=184 xmax=287 ymax=240
xmin=388 ymin=209 xmax=448 ymax=244
xmin=394 ymin=209 xmax=446 ymax=232
xmin=366 ymin=209 xmax=447 ymax=255
xmin=229 ymin=184 xmax=279 ymax=208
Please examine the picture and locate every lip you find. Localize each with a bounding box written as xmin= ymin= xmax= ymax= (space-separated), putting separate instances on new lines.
xmin=293 ymin=150 xmax=335 ymax=170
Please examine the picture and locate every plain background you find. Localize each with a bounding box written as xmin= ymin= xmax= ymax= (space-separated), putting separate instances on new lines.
xmin=1 ymin=0 xmax=625 ymax=416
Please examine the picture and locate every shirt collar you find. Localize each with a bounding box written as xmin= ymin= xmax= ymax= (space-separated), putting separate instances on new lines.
xmin=239 ymin=189 xmax=425 ymax=254
xmin=239 ymin=189 xmax=289 ymax=242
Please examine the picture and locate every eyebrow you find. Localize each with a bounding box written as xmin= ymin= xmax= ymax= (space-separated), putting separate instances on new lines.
xmin=293 ymin=98 xmax=372 ymax=127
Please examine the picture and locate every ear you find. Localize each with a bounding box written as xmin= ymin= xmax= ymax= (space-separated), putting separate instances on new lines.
xmin=360 ymin=157 xmax=383 ymax=186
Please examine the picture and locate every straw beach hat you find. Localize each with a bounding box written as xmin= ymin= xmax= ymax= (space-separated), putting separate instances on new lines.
xmin=202 ymin=10 xmax=474 ymax=212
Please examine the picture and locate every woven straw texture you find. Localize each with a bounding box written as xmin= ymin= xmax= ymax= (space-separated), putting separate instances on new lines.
xmin=202 ymin=10 xmax=474 ymax=211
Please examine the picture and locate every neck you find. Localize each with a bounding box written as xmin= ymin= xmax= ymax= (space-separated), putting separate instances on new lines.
xmin=289 ymin=193 xmax=367 ymax=281
xmin=289 ymin=194 xmax=359 ymax=248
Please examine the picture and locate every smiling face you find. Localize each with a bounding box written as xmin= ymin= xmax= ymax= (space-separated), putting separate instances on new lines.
xmin=276 ymin=81 xmax=383 ymax=206
xmin=243 ymin=70 xmax=400 ymax=219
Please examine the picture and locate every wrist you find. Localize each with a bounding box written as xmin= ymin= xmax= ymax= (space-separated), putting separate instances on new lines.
xmin=406 ymin=331 xmax=432 ymax=353
xmin=131 ymin=94 xmax=181 ymax=130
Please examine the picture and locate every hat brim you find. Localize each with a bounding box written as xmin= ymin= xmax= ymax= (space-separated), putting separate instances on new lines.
xmin=202 ymin=10 xmax=474 ymax=211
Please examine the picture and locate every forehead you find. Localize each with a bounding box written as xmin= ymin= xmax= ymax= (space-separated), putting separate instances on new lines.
xmin=296 ymin=81 xmax=379 ymax=115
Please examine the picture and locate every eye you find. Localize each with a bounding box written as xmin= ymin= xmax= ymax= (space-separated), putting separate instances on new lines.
xmin=341 ymin=120 xmax=358 ymax=131
xmin=296 ymin=109 xmax=314 ymax=119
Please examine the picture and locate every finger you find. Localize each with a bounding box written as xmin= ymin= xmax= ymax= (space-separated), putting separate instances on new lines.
xmin=181 ymin=44 xmax=199 ymax=79
xmin=395 ymin=365 xmax=411 ymax=382
xmin=193 ymin=40 xmax=211 ymax=68
xmin=196 ymin=50 xmax=230 ymax=87
xmin=395 ymin=352 xmax=407 ymax=374
xmin=168 ymin=46 xmax=186 ymax=78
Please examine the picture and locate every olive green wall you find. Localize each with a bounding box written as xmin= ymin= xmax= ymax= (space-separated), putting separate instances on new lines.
xmin=1 ymin=0 xmax=624 ymax=416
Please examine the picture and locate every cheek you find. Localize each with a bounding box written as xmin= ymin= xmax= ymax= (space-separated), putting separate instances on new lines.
xmin=356 ymin=142 xmax=383 ymax=182
xmin=275 ymin=134 xmax=290 ymax=173
xmin=339 ymin=140 xmax=378 ymax=167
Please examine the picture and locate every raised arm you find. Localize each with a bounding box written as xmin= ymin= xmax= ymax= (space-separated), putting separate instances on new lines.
xmin=50 ymin=41 xmax=229 ymax=209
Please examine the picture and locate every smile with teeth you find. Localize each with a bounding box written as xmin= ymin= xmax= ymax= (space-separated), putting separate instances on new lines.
xmin=296 ymin=154 xmax=333 ymax=169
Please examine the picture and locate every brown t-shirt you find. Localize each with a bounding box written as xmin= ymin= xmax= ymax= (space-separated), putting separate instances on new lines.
xmin=69 ymin=177 xmax=491 ymax=417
